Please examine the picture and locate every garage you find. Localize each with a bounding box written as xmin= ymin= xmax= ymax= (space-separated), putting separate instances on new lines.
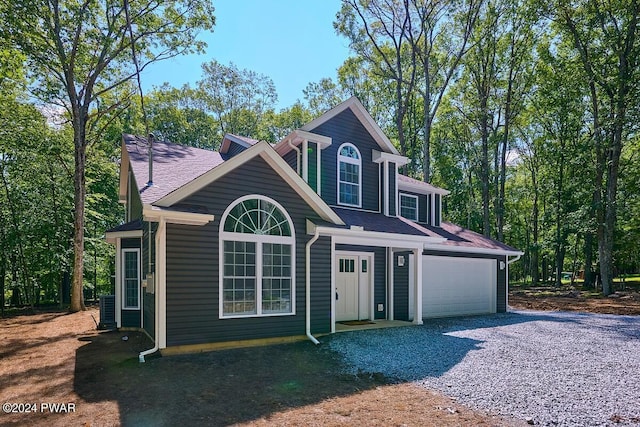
xmin=409 ymin=255 xmax=497 ymax=319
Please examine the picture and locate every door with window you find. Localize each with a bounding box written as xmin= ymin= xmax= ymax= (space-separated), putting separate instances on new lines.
xmin=335 ymin=253 xmax=372 ymax=321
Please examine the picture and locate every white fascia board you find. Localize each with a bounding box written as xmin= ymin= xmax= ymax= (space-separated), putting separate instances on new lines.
xmin=398 ymin=180 xmax=450 ymax=196
xmin=301 ymin=97 xmax=400 ymax=156
xmin=143 ymin=204 xmax=214 ymax=226
xmin=156 ymin=141 xmax=344 ymax=225
xmin=372 ymin=149 xmax=409 ymax=166
xmin=422 ymin=243 xmax=524 ymax=257
xmin=312 ymin=225 xmax=442 ymax=249
xmin=274 ymin=130 xmax=332 ymax=155
xmin=105 ymin=230 xmax=143 ymax=244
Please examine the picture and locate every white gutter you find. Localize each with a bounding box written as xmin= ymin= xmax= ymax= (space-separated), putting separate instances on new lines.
xmin=305 ymin=228 xmax=321 ymax=345
xmin=139 ymin=217 xmax=165 ymax=362
xmin=287 ymin=139 xmax=301 ymax=175
xmin=314 ymin=225 xmax=442 ymax=247
xmin=423 ymin=243 xmax=523 ymax=257
xmin=507 ymin=254 xmax=522 ymax=264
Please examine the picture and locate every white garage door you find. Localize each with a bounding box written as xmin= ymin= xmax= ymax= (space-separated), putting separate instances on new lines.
xmin=409 ymin=255 xmax=497 ymax=319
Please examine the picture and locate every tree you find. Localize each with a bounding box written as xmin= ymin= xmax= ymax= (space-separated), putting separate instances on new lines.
xmin=1 ymin=0 xmax=215 ymax=311
xmin=554 ymin=0 xmax=640 ymax=295
xmin=198 ymin=60 xmax=277 ymax=141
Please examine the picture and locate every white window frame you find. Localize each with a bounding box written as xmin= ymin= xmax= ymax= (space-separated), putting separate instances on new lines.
xmin=121 ymin=248 xmax=140 ymax=310
xmin=399 ymin=193 xmax=419 ymax=221
xmin=337 ymin=143 xmax=362 ymax=207
xmin=219 ymin=195 xmax=296 ymax=319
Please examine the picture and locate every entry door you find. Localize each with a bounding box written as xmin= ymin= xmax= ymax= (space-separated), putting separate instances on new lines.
xmin=336 ymin=256 xmax=359 ymax=321
xmin=336 ymin=254 xmax=371 ymax=321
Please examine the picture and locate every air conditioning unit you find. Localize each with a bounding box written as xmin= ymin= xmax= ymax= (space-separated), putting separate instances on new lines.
xmin=99 ymin=295 xmax=116 ymax=330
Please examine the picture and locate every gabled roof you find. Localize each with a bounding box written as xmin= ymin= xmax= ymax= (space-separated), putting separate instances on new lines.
xmin=301 ymin=97 xmax=401 ymax=156
xmin=141 ymin=140 xmax=343 ymax=225
xmin=123 ymin=134 xmax=227 ymax=205
xmin=398 ymin=174 xmax=450 ymax=196
xmin=220 ymin=133 xmax=260 ymax=154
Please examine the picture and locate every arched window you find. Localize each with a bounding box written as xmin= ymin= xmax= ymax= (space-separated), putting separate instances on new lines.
xmin=220 ymin=196 xmax=295 ymax=318
xmin=337 ymin=143 xmax=361 ymax=207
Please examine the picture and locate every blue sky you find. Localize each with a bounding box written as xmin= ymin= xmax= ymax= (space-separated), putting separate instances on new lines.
xmin=141 ymin=0 xmax=351 ymax=110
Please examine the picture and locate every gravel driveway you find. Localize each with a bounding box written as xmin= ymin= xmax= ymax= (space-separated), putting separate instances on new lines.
xmin=328 ymin=310 xmax=640 ymax=426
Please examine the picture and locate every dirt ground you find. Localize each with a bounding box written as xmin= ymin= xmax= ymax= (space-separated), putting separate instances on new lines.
xmin=0 ymin=308 xmax=524 ymax=427
xmin=509 ymin=286 xmax=640 ymax=315
xmin=3 ymin=288 xmax=638 ymax=427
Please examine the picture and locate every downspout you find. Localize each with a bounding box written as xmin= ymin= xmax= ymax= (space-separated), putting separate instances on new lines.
xmin=305 ymin=228 xmax=320 ymax=345
xmin=287 ymin=139 xmax=301 ymax=175
xmin=139 ymin=217 xmax=165 ymax=362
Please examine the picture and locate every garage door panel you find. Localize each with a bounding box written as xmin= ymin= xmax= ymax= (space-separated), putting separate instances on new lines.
xmin=421 ymin=256 xmax=496 ymax=318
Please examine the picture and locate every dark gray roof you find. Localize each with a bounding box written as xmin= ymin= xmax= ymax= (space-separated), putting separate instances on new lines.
xmin=331 ymin=208 xmax=430 ymax=237
xmin=106 ymin=219 xmax=142 ymax=233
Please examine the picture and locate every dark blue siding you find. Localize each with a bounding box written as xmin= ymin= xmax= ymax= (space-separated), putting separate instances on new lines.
xmin=226 ymin=141 xmax=249 ymax=156
xmin=141 ymin=223 xmax=156 ymax=339
xmin=164 ymin=156 xmax=331 ymax=346
xmin=283 ymin=149 xmax=298 ymax=173
xmin=310 ymin=109 xmax=381 ymax=211
xmin=336 ymin=244 xmax=387 ymax=320
xmin=388 ymin=163 xmax=396 ymax=216
xmin=308 ymin=142 xmax=318 ymax=193
xmin=393 ymin=251 xmax=410 ymax=321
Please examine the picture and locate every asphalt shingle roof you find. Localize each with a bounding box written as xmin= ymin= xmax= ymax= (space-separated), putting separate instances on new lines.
xmin=124 ymin=135 xmax=226 ymax=205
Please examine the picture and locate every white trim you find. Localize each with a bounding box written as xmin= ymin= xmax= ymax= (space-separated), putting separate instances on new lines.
xmin=157 ymin=218 xmax=167 ymax=349
xmin=412 ymin=247 xmax=423 ymax=325
xmin=423 ymin=243 xmax=524 ymax=257
xmin=383 ymin=160 xmax=389 ymax=216
xmin=399 ymin=193 xmax=419 ymax=222
xmin=330 ymin=237 xmax=336 ymax=333
xmin=156 ymin=141 xmax=343 ymax=225
xmin=106 ymin=229 xmax=142 ymax=243
xmin=115 ymin=239 xmax=122 ymax=327
xmin=388 ymin=248 xmax=394 ymax=320
xmin=337 ymin=143 xmax=362 ymax=208
xmin=316 ymin=142 xmax=322 ymax=197
xmin=301 ymin=97 xmax=400 ymax=155
xmin=398 ymin=178 xmax=450 ymax=196
xmin=372 ymin=149 xmax=409 ymax=166
xmin=143 ymin=204 xmax=214 ymax=226
xmin=335 ymin=250 xmax=375 ymax=323
xmin=395 ymin=164 xmax=399 ymax=217
xmin=221 ymin=133 xmax=253 ymax=150
xmin=302 ymin=139 xmax=309 ymax=182
xmin=121 ymin=248 xmax=141 ymax=310
xmin=274 ymin=129 xmax=332 ymax=155
xmin=218 ymin=195 xmax=296 ymax=319
xmin=312 ymin=224 xmax=443 ymax=248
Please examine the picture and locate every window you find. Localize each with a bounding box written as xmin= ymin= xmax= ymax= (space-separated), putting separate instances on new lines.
xmin=122 ymin=249 xmax=140 ymax=310
xmin=337 ymin=143 xmax=361 ymax=207
xmin=220 ymin=196 xmax=295 ymax=318
xmin=400 ymin=193 xmax=419 ymax=221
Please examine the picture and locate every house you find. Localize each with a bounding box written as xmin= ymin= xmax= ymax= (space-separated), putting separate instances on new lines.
xmin=105 ymin=97 xmax=522 ymax=358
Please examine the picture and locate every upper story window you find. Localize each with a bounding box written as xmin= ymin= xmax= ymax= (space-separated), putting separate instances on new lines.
xmin=220 ymin=196 xmax=295 ymax=318
xmin=337 ymin=143 xmax=361 ymax=207
xmin=400 ymin=193 xmax=419 ymax=221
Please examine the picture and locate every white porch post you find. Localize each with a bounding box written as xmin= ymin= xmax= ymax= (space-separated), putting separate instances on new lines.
xmin=330 ymin=237 xmax=336 ymax=333
xmin=115 ymin=238 xmax=122 ymax=328
xmin=413 ymin=247 xmax=423 ymax=325
xmin=388 ymin=247 xmax=394 ymax=320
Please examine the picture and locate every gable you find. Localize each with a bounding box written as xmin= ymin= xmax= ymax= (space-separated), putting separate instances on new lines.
xmin=156 ymin=141 xmax=343 ymax=225
xmin=301 ymin=97 xmax=400 ymax=155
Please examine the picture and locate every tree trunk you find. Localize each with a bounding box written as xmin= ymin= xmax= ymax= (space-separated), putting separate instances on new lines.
xmin=584 ymin=231 xmax=594 ymax=287
xmin=480 ymin=99 xmax=491 ymax=237
xmin=70 ymin=124 xmax=87 ymax=312
xmin=531 ymin=166 xmax=540 ymax=284
xmin=1 ymin=255 xmax=5 ymax=317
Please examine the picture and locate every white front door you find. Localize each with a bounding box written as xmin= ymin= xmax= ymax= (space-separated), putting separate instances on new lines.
xmin=335 ymin=254 xmax=371 ymax=321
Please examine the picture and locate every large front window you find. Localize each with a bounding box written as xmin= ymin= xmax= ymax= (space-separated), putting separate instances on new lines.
xmin=220 ymin=196 xmax=295 ymax=318
xmin=337 ymin=143 xmax=361 ymax=206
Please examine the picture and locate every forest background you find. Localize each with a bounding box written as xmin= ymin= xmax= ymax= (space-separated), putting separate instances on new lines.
xmin=0 ymin=0 xmax=638 ymax=312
